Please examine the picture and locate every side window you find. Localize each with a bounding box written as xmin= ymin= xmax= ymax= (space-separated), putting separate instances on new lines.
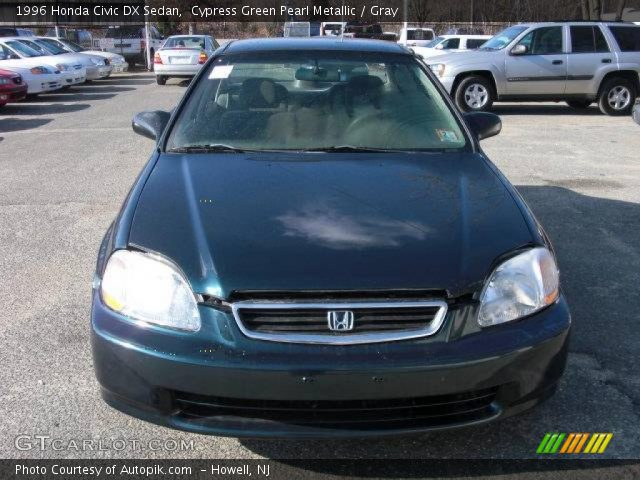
xmin=466 ymin=39 xmax=486 ymax=49
xmin=517 ymin=27 xmax=563 ymax=55
xmin=594 ymin=27 xmax=610 ymax=52
xmin=441 ymin=38 xmax=460 ymax=49
xmin=570 ymin=26 xmax=610 ymax=53
xmin=609 ymin=26 xmax=640 ymax=52
xmin=213 ymin=38 xmax=220 ymax=49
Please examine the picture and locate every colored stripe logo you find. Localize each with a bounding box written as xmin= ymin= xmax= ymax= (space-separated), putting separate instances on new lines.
xmin=537 ymin=433 xmax=613 ymax=454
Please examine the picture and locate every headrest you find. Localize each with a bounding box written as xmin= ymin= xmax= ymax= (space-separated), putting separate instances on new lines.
xmin=346 ymin=75 xmax=384 ymax=94
xmin=239 ymin=78 xmax=287 ymax=109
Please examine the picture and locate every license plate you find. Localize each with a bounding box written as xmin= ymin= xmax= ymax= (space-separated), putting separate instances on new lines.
xmin=170 ymin=57 xmax=191 ymax=64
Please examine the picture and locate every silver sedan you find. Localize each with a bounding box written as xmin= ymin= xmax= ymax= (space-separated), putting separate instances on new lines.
xmin=154 ymin=35 xmax=218 ymax=85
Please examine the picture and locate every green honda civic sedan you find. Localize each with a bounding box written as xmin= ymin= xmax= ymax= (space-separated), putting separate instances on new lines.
xmin=91 ymin=38 xmax=570 ymax=438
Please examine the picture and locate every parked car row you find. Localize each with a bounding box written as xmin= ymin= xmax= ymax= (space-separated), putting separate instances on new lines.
xmin=0 ymin=35 xmax=127 ymax=106
xmin=424 ymin=21 xmax=640 ymax=116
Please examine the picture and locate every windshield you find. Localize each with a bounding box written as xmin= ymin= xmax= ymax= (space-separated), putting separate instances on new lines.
xmin=5 ymin=40 xmax=44 ymax=57
xmin=167 ymin=51 xmax=467 ymax=152
xmin=163 ymin=36 xmax=205 ymax=49
xmin=106 ymin=26 xmax=142 ymax=38
xmin=425 ymin=37 xmax=445 ymax=48
xmin=480 ymin=26 xmax=528 ymax=50
xmin=407 ymin=29 xmax=433 ymax=41
xmin=60 ymin=39 xmax=85 ymax=52
xmin=36 ymin=38 xmax=69 ymax=55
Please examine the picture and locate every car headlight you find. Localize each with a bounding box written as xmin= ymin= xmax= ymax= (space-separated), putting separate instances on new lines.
xmin=429 ymin=63 xmax=446 ymax=77
xmin=0 ymin=78 xmax=9 ymax=85
xmin=90 ymin=57 xmax=104 ymax=65
xmin=100 ymin=250 xmax=201 ymax=332
xmin=29 ymin=66 xmax=51 ymax=75
xmin=55 ymin=63 xmax=69 ymax=71
xmin=478 ymin=247 xmax=559 ymax=327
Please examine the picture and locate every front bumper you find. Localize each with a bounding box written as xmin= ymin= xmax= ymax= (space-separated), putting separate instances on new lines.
xmin=0 ymin=84 xmax=28 ymax=104
xmin=438 ymin=75 xmax=456 ymax=93
xmin=154 ymin=63 xmax=202 ymax=77
xmin=92 ymin=290 xmax=570 ymax=438
xmin=25 ymin=74 xmax=63 ymax=94
xmin=110 ymin=62 xmax=129 ymax=73
xmin=86 ymin=65 xmax=112 ymax=80
xmin=62 ymin=69 xmax=86 ymax=86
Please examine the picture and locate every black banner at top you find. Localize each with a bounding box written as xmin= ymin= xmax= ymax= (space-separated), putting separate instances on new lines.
xmin=1 ymin=0 xmax=640 ymax=24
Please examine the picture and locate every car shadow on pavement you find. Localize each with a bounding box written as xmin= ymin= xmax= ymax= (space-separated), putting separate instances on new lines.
xmin=69 ymin=85 xmax=136 ymax=94
xmin=92 ymin=78 xmax=155 ymax=86
xmin=492 ymin=104 xmax=602 ymax=116
xmin=33 ymin=92 xmax=117 ymax=102
xmin=239 ymin=186 xmax=640 ymax=462
xmin=0 ymin=117 xmax=52 ymax=133
xmin=0 ymin=103 xmax=90 ymax=115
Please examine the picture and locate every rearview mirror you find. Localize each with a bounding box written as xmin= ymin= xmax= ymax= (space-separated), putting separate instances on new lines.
xmin=132 ymin=110 xmax=170 ymax=141
xmin=435 ymin=44 xmax=444 ymax=50
xmin=463 ymin=112 xmax=502 ymax=141
xmin=511 ymin=44 xmax=528 ymax=55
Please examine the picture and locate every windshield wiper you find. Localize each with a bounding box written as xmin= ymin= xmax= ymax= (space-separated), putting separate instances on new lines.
xmin=168 ymin=144 xmax=253 ymax=153
xmin=303 ymin=146 xmax=397 ymax=153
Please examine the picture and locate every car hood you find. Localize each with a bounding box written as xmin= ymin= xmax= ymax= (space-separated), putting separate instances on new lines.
xmin=56 ymin=52 xmax=105 ymax=66
xmin=129 ymin=152 xmax=535 ymax=299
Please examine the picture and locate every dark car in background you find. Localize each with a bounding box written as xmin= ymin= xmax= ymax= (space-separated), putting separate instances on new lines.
xmin=0 ymin=68 xmax=27 ymax=106
xmin=91 ymin=38 xmax=571 ymax=438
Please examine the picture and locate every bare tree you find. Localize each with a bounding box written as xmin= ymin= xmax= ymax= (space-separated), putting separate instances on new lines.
xmin=615 ymin=0 xmax=628 ymax=20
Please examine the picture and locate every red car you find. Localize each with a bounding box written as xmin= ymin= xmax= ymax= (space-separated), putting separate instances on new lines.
xmin=0 ymin=68 xmax=28 ymax=107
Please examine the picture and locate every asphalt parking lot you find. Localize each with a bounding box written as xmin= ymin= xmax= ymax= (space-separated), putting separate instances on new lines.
xmin=0 ymin=72 xmax=639 ymax=460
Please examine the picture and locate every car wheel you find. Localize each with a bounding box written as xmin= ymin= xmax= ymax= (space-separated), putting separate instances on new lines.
xmin=156 ymin=75 xmax=167 ymax=85
xmin=455 ymin=75 xmax=494 ymax=112
xmin=598 ymin=77 xmax=636 ymax=116
xmin=566 ymin=100 xmax=592 ymax=109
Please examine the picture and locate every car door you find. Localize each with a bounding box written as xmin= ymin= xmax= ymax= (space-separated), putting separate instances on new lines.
xmin=505 ymin=26 xmax=567 ymax=95
xmin=566 ymin=25 xmax=612 ymax=94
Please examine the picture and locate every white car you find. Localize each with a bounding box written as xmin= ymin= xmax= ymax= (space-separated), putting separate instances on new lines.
xmin=43 ymin=37 xmax=128 ymax=73
xmin=398 ymin=27 xmax=436 ymax=47
xmin=0 ymin=45 xmax=63 ymax=94
xmin=19 ymin=37 xmax=111 ymax=80
xmin=0 ymin=38 xmax=86 ymax=87
xmin=154 ymin=35 xmax=218 ymax=85
xmin=413 ymin=35 xmax=492 ymax=59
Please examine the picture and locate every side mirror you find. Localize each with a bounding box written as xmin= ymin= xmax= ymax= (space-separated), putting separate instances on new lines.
xmin=510 ymin=44 xmax=528 ymax=55
xmin=463 ymin=112 xmax=502 ymax=141
xmin=435 ymin=44 xmax=444 ymax=50
xmin=132 ymin=110 xmax=170 ymax=141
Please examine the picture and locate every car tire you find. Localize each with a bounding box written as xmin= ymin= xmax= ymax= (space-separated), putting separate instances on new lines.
xmin=156 ymin=75 xmax=167 ymax=85
xmin=566 ymin=100 xmax=592 ymax=109
xmin=598 ymin=77 xmax=636 ymax=116
xmin=454 ymin=75 xmax=494 ymax=112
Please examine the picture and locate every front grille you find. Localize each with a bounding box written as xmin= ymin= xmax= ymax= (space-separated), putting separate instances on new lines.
xmin=241 ymin=306 xmax=442 ymax=333
xmin=172 ymin=387 xmax=500 ymax=431
xmin=231 ymin=300 xmax=448 ymax=344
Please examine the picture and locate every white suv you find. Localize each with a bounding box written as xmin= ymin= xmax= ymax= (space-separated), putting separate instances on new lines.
xmin=428 ymin=22 xmax=640 ymax=115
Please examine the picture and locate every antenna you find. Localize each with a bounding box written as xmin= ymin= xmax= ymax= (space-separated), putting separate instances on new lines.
xmin=341 ymin=0 xmax=344 ymax=42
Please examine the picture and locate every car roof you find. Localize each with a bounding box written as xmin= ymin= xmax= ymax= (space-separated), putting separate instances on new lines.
xmin=224 ymin=37 xmax=409 ymax=54
xmin=167 ymin=34 xmax=208 ymax=38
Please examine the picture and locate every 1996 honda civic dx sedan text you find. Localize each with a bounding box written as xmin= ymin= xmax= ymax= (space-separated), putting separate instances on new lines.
xmin=91 ymin=38 xmax=571 ymax=438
